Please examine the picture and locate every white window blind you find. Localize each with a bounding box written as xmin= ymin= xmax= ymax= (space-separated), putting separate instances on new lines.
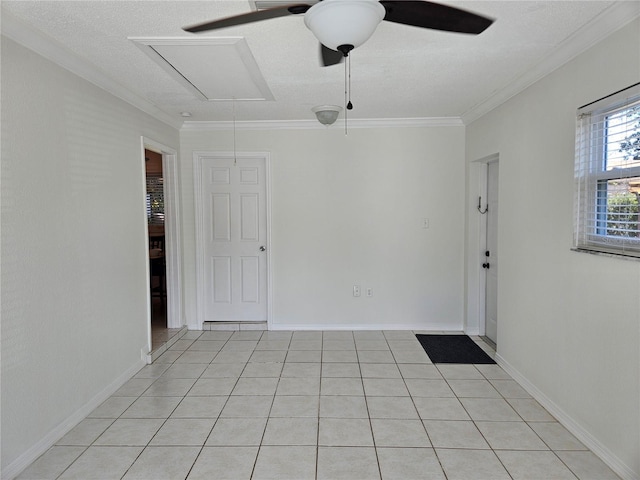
xmin=574 ymin=83 xmax=640 ymax=258
xmin=146 ymin=175 xmax=165 ymax=225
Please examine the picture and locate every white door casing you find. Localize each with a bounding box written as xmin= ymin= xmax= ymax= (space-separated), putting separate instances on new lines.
xmin=484 ymin=161 xmax=499 ymax=344
xmin=194 ymin=152 xmax=270 ymax=325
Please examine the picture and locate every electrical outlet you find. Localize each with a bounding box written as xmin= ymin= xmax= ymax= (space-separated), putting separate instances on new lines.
xmin=366 ymin=288 xmax=373 ymax=297
xmin=353 ymin=285 xmax=361 ymax=297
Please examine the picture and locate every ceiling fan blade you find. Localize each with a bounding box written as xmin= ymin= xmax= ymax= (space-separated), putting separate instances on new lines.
xmin=183 ymin=4 xmax=312 ymax=33
xmin=321 ymin=44 xmax=344 ymax=67
xmin=380 ymin=1 xmax=493 ymax=35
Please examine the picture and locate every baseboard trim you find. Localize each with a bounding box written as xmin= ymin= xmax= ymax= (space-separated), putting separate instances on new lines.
xmin=202 ymin=321 xmax=268 ymax=331
xmin=2 ymin=359 xmax=146 ymax=480
xmin=269 ymin=322 xmax=459 ymax=331
xmin=495 ymin=353 xmax=639 ymax=480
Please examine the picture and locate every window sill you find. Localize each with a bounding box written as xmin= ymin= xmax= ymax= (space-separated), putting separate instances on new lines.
xmin=571 ymin=248 xmax=640 ymax=262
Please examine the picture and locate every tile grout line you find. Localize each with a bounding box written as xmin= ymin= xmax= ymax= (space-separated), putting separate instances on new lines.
xmin=358 ymin=332 xmax=383 ymax=480
xmin=315 ymin=332 xmax=325 ymax=480
xmin=190 ymin=330 xmax=248 ymax=480
xmin=249 ymin=329 xmax=291 ymax=479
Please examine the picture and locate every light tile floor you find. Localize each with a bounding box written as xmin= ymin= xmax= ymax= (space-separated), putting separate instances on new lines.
xmin=17 ymin=330 xmax=621 ymax=480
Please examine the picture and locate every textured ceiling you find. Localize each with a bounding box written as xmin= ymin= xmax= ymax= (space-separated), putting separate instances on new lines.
xmin=2 ymin=0 xmax=633 ymax=126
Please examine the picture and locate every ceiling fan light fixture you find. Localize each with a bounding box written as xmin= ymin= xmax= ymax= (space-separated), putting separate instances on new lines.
xmin=304 ymin=0 xmax=385 ymax=52
xmin=312 ymin=105 xmax=342 ymax=125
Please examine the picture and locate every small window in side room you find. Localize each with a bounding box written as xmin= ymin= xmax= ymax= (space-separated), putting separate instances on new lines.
xmin=574 ymin=83 xmax=640 ymax=258
xmin=145 ymin=150 xmax=165 ymax=226
xmin=146 ymin=176 xmax=165 ymax=225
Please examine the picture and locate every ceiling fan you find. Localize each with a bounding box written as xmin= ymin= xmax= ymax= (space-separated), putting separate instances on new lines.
xmin=183 ymin=0 xmax=494 ymax=67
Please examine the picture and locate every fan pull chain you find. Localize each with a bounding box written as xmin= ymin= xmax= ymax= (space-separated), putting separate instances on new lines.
xmin=344 ymin=56 xmax=348 ymax=135
xmin=347 ymin=54 xmax=353 ymax=111
xmin=344 ymin=53 xmax=353 ymax=135
xmin=232 ymin=98 xmax=237 ymax=166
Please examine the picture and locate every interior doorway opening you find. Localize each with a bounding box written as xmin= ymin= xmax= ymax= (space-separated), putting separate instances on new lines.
xmin=142 ymin=138 xmax=183 ymax=356
xmin=145 ymin=149 xmax=171 ymax=349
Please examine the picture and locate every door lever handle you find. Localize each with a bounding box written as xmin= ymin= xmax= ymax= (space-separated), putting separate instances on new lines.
xmin=259 ymin=246 xmax=266 ymax=252
xmin=482 ymin=263 xmax=490 ymax=269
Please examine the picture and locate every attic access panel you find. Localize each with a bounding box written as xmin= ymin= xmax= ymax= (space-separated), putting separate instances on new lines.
xmin=131 ymin=37 xmax=274 ymax=101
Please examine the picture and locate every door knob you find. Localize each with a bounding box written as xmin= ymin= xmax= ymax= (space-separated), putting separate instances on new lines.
xmin=259 ymin=246 xmax=266 ymax=252
xmin=482 ymin=263 xmax=490 ymax=269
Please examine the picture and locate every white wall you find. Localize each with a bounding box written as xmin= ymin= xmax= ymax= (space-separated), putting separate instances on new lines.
xmin=466 ymin=19 xmax=640 ymax=479
xmin=180 ymin=125 xmax=466 ymax=330
xmin=1 ymin=38 xmax=179 ymax=474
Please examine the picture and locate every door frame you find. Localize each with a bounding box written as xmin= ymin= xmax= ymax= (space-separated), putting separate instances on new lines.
xmin=193 ymin=151 xmax=272 ymax=330
xmin=142 ymin=137 xmax=184 ymax=343
xmin=483 ymin=160 xmax=499 ymax=344
xmin=465 ymin=153 xmax=499 ymax=337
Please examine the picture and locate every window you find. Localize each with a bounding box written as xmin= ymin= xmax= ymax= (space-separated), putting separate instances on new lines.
xmin=146 ymin=175 xmax=165 ymax=225
xmin=574 ymin=83 xmax=640 ymax=258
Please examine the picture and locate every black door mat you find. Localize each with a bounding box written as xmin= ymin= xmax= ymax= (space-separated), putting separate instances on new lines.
xmin=416 ymin=334 xmax=496 ymax=364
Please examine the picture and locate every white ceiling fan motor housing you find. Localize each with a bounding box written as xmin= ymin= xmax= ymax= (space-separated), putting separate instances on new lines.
xmin=304 ymin=0 xmax=386 ymax=52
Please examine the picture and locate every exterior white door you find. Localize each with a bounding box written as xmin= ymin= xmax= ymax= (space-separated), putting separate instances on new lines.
xmin=484 ymin=161 xmax=499 ymax=344
xmin=196 ymin=154 xmax=268 ymax=322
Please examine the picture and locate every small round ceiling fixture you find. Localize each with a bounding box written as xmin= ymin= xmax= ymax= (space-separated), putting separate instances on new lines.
xmin=312 ymin=105 xmax=342 ymax=126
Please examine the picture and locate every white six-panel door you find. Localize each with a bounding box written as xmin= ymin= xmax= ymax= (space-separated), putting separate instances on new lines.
xmin=195 ymin=153 xmax=268 ymax=323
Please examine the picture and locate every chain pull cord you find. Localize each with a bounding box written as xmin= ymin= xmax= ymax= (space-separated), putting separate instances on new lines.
xmin=344 ymin=52 xmax=354 ymax=135
xmin=232 ymin=98 xmax=237 ymax=166
xmin=337 ymin=44 xmax=354 ymax=136
xmin=347 ymin=53 xmax=353 ymax=112
xmin=344 ymin=54 xmax=348 ymax=135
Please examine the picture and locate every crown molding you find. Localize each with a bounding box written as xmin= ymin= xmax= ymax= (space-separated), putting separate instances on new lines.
xmin=1 ymin=10 xmax=183 ymax=130
xmin=461 ymin=1 xmax=640 ymax=125
xmin=181 ymin=116 xmax=463 ymax=131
